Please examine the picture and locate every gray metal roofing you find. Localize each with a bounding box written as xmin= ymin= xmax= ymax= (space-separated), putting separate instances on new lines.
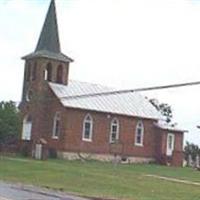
xmin=22 ymin=50 xmax=73 ymax=63
xmin=154 ymin=121 xmax=187 ymax=132
xmin=22 ymin=0 xmax=73 ymax=63
xmin=49 ymin=81 xmax=162 ymax=119
xmin=36 ymin=0 xmax=60 ymax=53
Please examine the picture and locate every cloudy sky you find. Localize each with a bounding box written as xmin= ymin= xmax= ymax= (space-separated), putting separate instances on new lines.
xmin=1 ymin=0 xmax=200 ymax=145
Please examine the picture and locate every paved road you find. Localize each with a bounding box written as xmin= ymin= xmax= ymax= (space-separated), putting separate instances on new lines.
xmin=0 ymin=182 xmax=87 ymax=200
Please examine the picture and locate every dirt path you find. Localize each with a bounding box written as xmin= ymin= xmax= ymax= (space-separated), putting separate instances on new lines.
xmin=145 ymin=174 xmax=200 ymax=186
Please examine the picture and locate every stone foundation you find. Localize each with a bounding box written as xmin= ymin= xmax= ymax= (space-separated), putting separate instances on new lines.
xmin=57 ymin=151 xmax=155 ymax=164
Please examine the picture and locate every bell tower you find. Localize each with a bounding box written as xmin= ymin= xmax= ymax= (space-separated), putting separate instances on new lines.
xmin=21 ymin=0 xmax=73 ymax=102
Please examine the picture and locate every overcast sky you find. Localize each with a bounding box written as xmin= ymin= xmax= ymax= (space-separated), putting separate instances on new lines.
xmin=1 ymin=0 xmax=200 ymax=145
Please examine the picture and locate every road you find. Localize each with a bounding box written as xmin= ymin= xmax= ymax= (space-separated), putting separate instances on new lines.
xmin=0 ymin=181 xmax=87 ymax=200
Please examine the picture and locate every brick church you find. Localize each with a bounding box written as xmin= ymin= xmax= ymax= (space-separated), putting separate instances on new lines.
xmin=20 ymin=0 xmax=185 ymax=166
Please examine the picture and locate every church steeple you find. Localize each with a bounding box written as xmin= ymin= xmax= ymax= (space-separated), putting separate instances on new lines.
xmin=21 ymin=0 xmax=73 ymax=100
xmin=35 ymin=0 xmax=60 ymax=53
xmin=22 ymin=0 xmax=73 ymax=63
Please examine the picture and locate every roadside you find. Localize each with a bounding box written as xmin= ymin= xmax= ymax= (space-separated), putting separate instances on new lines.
xmin=0 ymin=181 xmax=88 ymax=200
xmin=1 ymin=157 xmax=200 ymax=200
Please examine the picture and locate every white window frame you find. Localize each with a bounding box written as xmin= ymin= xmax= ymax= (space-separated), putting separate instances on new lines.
xmin=82 ymin=114 xmax=93 ymax=142
xmin=135 ymin=120 xmax=144 ymax=146
xmin=52 ymin=112 xmax=61 ymax=139
xmin=26 ymin=90 xmax=33 ymax=102
xmin=166 ymin=133 xmax=175 ymax=156
xmin=22 ymin=115 xmax=32 ymax=141
xmin=44 ymin=69 xmax=47 ymax=81
xmin=109 ymin=118 xmax=119 ymax=143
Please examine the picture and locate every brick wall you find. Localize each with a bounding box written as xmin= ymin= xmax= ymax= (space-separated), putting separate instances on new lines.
xmin=40 ymin=91 xmax=159 ymax=158
xmin=20 ymin=60 xmax=184 ymax=166
xmin=154 ymin=127 xmax=184 ymax=166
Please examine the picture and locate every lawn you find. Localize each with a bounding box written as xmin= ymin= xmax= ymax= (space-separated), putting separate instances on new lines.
xmin=0 ymin=156 xmax=200 ymax=200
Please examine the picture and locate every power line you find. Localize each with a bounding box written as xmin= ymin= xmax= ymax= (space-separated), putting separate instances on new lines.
xmin=59 ymin=80 xmax=200 ymax=100
xmin=14 ymin=80 xmax=200 ymax=103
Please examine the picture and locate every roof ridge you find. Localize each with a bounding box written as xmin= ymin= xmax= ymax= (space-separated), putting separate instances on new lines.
xmin=69 ymin=79 xmax=115 ymax=89
xmin=49 ymin=81 xmax=141 ymax=100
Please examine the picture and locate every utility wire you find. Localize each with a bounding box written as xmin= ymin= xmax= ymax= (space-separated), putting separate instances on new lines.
xmin=15 ymin=80 xmax=200 ymax=103
xmin=59 ymin=80 xmax=200 ymax=100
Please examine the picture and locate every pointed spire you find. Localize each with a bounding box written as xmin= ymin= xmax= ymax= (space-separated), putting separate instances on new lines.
xmin=22 ymin=0 xmax=73 ymax=63
xmin=35 ymin=0 xmax=60 ymax=53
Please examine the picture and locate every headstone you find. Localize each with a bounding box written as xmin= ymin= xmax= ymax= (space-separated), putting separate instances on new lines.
xmin=35 ymin=144 xmax=42 ymax=160
xmin=196 ymin=155 xmax=200 ymax=168
xmin=188 ymin=154 xmax=193 ymax=167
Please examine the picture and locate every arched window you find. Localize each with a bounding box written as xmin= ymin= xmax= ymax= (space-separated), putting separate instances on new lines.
xmin=32 ymin=62 xmax=37 ymax=81
xmin=82 ymin=114 xmax=93 ymax=141
xmin=26 ymin=90 xmax=33 ymax=102
xmin=110 ymin=118 xmax=119 ymax=143
xmin=22 ymin=115 xmax=32 ymax=140
xmin=52 ymin=112 xmax=61 ymax=138
xmin=26 ymin=63 xmax=31 ymax=81
xmin=44 ymin=63 xmax=52 ymax=81
xmin=56 ymin=64 xmax=63 ymax=83
xmin=135 ymin=121 xmax=144 ymax=146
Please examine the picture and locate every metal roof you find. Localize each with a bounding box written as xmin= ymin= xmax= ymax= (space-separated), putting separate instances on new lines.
xmin=154 ymin=121 xmax=187 ymax=132
xmin=49 ymin=81 xmax=162 ymax=119
xmin=22 ymin=50 xmax=73 ymax=63
xmin=36 ymin=0 xmax=60 ymax=53
xmin=22 ymin=0 xmax=73 ymax=63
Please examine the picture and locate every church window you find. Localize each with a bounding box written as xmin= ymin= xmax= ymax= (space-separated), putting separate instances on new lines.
xmin=26 ymin=90 xmax=33 ymax=102
xmin=56 ymin=64 xmax=63 ymax=83
xmin=32 ymin=62 xmax=37 ymax=81
xmin=110 ymin=118 xmax=119 ymax=143
xmin=44 ymin=69 xmax=48 ymax=81
xmin=22 ymin=115 xmax=32 ymax=140
xmin=26 ymin=63 xmax=31 ymax=81
xmin=135 ymin=121 xmax=144 ymax=146
xmin=44 ymin=63 xmax=52 ymax=81
xmin=82 ymin=114 xmax=93 ymax=141
xmin=52 ymin=112 xmax=61 ymax=139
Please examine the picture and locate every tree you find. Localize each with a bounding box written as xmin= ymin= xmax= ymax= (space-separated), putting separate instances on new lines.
xmin=0 ymin=101 xmax=21 ymax=144
xmin=149 ymin=98 xmax=173 ymax=123
xmin=184 ymin=141 xmax=200 ymax=162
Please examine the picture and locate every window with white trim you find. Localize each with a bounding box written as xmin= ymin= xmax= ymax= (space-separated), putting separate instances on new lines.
xmin=52 ymin=112 xmax=61 ymax=139
xmin=32 ymin=62 xmax=37 ymax=81
xmin=44 ymin=63 xmax=52 ymax=81
xmin=135 ymin=121 xmax=144 ymax=146
xmin=26 ymin=90 xmax=33 ymax=102
xmin=166 ymin=133 xmax=175 ymax=156
xmin=22 ymin=115 xmax=32 ymax=140
xmin=110 ymin=118 xmax=119 ymax=143
xmin=82 ymin=114 xmax=93 ymax=141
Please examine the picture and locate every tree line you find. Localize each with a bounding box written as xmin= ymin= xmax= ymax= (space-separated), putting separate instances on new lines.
xmin=0 ymin=101 xmax=21 ymax=145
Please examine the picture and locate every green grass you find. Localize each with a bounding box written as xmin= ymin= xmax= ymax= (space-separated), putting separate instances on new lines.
xmin=0 ymin=156 xmax=200 ymax=200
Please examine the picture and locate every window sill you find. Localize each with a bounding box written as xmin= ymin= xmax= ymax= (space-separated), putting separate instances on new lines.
xmin=52 ymin=136 xmax=59 ymax=139
xmin=22 ymin=138 xmax=31 ymax=141
xmin=82 ymin=138 xmax=92 ymax=142
xmin=109 ymin=141 xmax=118 ymax=144
xmin=135 ymin=143 xmax=143 ymax=147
